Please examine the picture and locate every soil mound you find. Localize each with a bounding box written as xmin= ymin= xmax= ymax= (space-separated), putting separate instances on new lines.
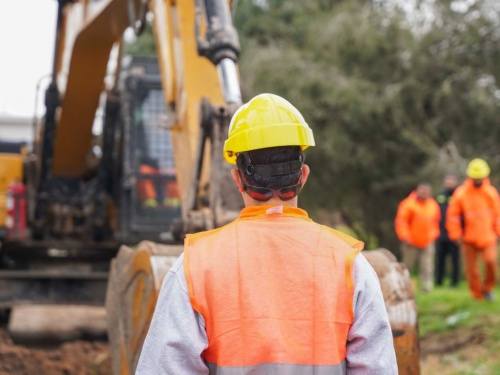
xmin=0 ymin=329 xmax=111 ymax=375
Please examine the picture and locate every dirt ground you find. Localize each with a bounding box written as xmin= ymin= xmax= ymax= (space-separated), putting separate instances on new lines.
xmin=0 ymin=328 xmax=112 ymax=375
xmin=420 ymin=326 xmax=494 ymax=375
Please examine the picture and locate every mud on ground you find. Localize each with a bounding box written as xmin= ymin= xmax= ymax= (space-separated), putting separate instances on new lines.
xmin=420 ymin=325 xmax=496 ymax=375
xmin=0 ymin=328 xmax=111 ymax=375
xmin=420 ymin=326 xmax=486 ymax=357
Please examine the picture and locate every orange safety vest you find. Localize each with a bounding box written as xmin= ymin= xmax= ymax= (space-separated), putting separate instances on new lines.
xmin=184 ymin=205 xmax=363 ymax=374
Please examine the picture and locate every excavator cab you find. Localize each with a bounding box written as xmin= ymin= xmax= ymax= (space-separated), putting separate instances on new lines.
xmin=114 ymin=57 xmax=181 ymax=243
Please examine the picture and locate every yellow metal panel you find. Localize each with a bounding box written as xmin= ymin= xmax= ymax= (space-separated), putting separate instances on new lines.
xmin=151 ymin=0 xmax=175 ymax=104
xmin=154 ymin=0 xmax=224 ymax=209
xmin=0 ymin=154 xmax=24 ymax=227
xmin=52 ymin=0 xmax=133 ymax=177
xmin=0 ymin=155 xmax=23 ymax=192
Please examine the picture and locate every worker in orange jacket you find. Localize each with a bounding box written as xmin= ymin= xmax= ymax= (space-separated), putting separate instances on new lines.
xmin=138 ymin=160 xmax=160 ymax=208
xmin=137 ymin=94 xmax=397 ymax=374
xmin=395 ymin=183 xmax=440 ymax=292
xmin=138 ymin=158 xmax=181 ymax=208
xmin=446 ymin=158 xmax=500 ymax=301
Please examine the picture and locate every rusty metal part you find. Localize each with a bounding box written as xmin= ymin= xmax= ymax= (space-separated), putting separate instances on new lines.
xmin=364 ymin=249 xmax=420 ymax=375
xmin=105 ymin=241 xmax=182 ymax=375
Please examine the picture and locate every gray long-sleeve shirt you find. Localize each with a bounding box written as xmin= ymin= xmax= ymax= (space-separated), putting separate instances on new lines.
xmin=136 ymin=252 xmax=398 ymax=374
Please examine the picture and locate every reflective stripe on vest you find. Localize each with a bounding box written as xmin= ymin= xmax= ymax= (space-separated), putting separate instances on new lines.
xmin=207 ymin=360 xmax=347 ymax=374
xmin=184 ymin=205 xmax=363 ymax=371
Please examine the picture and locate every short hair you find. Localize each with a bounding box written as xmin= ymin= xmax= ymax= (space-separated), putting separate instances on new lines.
xmin=236 ymin=146 xmax=304 ymax=190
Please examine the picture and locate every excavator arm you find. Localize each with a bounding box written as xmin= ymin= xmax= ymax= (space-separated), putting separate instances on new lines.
xmin=33 ymin=0 xmax=241 ymax=239
xmin=32 ymin=1 xmax=137 ymax=241
xmin=149 ymin=0 xmax=242 ymax=232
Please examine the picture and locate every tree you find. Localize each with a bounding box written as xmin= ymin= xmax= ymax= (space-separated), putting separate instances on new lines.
xmin=124 ymin=22 xmax=156 ymax=56
xmin=235 ymin=0 xmax=500 ymax=252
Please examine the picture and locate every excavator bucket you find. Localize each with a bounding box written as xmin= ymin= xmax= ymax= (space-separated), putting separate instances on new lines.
xmin=364 ymin=249 xmax=420 ymax=375
xmin=105 ymin=241 xmax=183 ymax=375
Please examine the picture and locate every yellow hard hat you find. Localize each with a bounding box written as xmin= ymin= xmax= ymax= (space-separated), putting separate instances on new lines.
xmin=223 ymin=93 xmax=315 ymax=165
xmin=467 ymin=158 xmax=490 ymax=179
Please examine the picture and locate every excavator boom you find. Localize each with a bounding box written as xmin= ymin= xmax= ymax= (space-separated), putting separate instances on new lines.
xmin=34 ymin=0 xmax=242 ymax=237
xmin=52 ymin=0 xmax=131 ymax=177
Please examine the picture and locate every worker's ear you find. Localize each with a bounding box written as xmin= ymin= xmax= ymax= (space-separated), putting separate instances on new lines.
xmin=231 ymin=169 xmax=244 ymax=192
xmin=301 ymin=164 xmax=310 ymax=186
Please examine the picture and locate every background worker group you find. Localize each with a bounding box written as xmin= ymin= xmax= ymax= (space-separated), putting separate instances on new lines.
xmin=395 ymin=158 xmax=499 ymax=301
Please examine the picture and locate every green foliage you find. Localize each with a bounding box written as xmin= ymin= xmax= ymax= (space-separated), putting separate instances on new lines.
xmin=124 ymin=22 xmax=157 ymax=56
xmin=235 ymin=0 xmax=500 ymax=251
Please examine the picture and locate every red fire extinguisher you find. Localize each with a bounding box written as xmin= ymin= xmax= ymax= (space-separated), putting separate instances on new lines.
xmin=6 ymin=182 xmax=27 ymax=240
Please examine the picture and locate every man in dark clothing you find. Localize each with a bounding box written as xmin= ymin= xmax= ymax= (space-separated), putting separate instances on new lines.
xmin=436 ymin=174 xmax=460 ymax=287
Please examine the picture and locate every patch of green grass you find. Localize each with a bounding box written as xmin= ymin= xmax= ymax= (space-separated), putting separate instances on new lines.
xmin=416 ymin=281 xmax=500 ymax=338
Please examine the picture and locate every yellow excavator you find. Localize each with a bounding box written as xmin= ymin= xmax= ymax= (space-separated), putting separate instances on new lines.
xmin=0 ymin=0 xmax=419 ymax=374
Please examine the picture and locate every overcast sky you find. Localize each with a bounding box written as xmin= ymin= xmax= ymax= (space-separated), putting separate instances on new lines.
xmin=1 ymin=0 xmax=497 ymax=119
xmin=0 ymin=1 xmax=56 ymax=117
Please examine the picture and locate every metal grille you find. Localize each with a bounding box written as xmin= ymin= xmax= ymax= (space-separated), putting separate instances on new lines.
xmin=140 ymin=89 xmax=175 ymax=172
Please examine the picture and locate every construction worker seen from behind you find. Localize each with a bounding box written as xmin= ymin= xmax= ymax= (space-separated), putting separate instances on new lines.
xmin=395 ymin=183 xmax=440 ymax=292
xmin=136 ymin=93 xmax=397 ymax=374
xmin=446 ymin=158 xmax=500 ymax=301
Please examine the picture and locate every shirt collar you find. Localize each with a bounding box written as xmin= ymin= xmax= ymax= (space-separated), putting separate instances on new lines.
xmin=238 ymin=205 xmax=310 ymax=220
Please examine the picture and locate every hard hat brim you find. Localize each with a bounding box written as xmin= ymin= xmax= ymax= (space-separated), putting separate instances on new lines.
xmin=224 ymin=124 xmax=315 ymax=165
xmin=467 ymin=170 xmax=490 ymax=179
